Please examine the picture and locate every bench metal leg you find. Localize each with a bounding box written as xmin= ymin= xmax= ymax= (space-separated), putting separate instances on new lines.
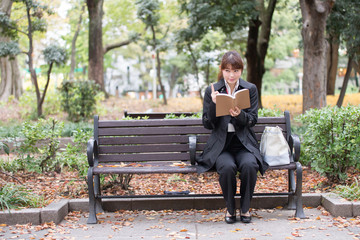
xmin=87 ymin=168 xmax=98 ymax=224
xmin=286 ymin=169 xmax=296 ymax=210
xmin=94 ymin=174 xmax=104 ymax=213
xmin=294 ymin=162 xmax=306 ymax=219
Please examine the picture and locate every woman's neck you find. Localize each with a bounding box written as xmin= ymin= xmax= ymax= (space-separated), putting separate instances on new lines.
xmin=229 ymin=83 xmax=235 ymax=93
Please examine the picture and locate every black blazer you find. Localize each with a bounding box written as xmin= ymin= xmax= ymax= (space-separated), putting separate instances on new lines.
xmin=196 ymin=78 xmax=268 ymax=175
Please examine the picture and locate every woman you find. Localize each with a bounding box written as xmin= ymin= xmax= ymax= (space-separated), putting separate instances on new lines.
xmin=196 ymin=50 xmax=268 ymax=224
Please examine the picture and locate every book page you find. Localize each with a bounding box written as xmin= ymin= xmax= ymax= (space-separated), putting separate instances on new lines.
xmin=216 ymin=89 xmax=250 ymax=117
xmin=216 ymin=94 xmax=235 ymax=117
xmin=234 ymin=89 xmax=250 ymax=110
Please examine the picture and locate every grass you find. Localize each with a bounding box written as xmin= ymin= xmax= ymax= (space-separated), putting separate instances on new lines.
xmin=334 ymin=178 xmax=360 ymax=201
xmin=0 ymin=183 xmax=45 ymax=211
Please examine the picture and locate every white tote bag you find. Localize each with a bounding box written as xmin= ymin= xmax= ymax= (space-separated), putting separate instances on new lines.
xmin=260 ymin=126 xmax=291 ymax=166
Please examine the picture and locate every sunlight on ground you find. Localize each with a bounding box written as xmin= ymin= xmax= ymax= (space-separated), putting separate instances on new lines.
xmin=262 ymin=93 xmax=360 ymax=115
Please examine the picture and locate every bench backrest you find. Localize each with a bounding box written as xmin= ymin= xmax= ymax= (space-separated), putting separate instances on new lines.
xmin=94 ymin=111 xmax=291 ymax=164
xmin=123 ymin=110 xmax=196 ymax=119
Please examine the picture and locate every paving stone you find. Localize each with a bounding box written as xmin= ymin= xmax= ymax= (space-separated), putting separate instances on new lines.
xmin=41 ymin=199 xmax=69 ymax=224
xmin=322 ymin=193 xmax=353 ymax=217
xmin=0 ymin=208 xmax=41 ymax=225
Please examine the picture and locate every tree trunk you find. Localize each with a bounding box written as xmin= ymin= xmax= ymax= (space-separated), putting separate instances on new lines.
xmin=300 ymin=0 xmax=333 ymax=112
xmin=187 ymin=43 xmax=203 ymax=101
xmin=87 ymin=0 xmax=104 ymax=91
xmin=245 ymin=0 xmax=277 ymax=109
xmin=245 ymin=18 xmax=261 ymax=105
xmin=169 ymin=66 xmax=178 ymax=97
xmin=24 ymin=1 xmax=41 ymax=117
xmin=326 ymin=33 xmax=339 ymax=95
xmin=150 ymin=25 xmax=167 ymax=105
xmin=0 ymin=56 xmax=22 ymax=101
xmin=336 ymin=55 xmax=353 ymax=107
xmin=0 ymin=0 xmax=22 ymax=101
xmin=69 ymin=4 xmax=85 ymax=80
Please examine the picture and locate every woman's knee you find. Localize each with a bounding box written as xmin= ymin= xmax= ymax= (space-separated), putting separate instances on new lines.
xmin=239 ymin=157 xmax=259 ymax=173
xmin=217 ymin=162 xmax=237 ymax=175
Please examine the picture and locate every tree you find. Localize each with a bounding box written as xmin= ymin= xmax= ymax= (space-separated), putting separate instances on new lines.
xmin=86 ymin=0 xmax=104 ymax=91
xmin=86 ymin=0 xmax=139 ymax=93
xmin=245 ymin=0 xmax=278 ymax=108
xmin=41 ymin=45 xmax=67 ymax=111
xmin=69 ymin=1 xmax=86 ymax=80
xmin=299 ymin=0 xmax=334 ymax=112
xmin=332 ymin=1 xmax=360 ymax=107
xmin=136 ymin=0 xmax=167 ymax=105
xmin=180 ymin=0 xmax=277 ymax=108
xmin=0 ymin=0 xmax=58 ymax=117
xmin=0 ymin=0 xmax=22 ymax=102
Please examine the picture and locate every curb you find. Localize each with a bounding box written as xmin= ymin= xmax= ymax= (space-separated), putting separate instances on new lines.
xmin=0 ymin=193 xmax=357 ymax=225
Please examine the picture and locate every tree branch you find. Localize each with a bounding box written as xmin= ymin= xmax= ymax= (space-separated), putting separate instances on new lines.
xmin=104 ymin=39 xmax=132 ymax=54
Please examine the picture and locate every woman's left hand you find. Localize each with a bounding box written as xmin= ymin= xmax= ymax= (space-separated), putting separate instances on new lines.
xmin=229 ymin=107 xmax=241 ymax=117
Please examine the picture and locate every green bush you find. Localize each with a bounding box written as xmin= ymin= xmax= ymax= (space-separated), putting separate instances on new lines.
xmin=258 ymin=107 xmax=283 ymax=117
xmin=164 ymin=112 xmax=202 ymax=119
xmin=59 ymin=80 xmax=101 ymax=122
xmin=18 ymin=88 xmax=63 ymax=120
xmin=56 ymin=128 xmax=93 ymax=177
xmin=15 ymin=118 xmax=64 ymax=173
xmin=0 ymin=183 xmax=44 ymax=211
xmin=61 ymin=121 xmax=93 ymax=137
xmin=296 ymin=105 xmax=360 ymax=183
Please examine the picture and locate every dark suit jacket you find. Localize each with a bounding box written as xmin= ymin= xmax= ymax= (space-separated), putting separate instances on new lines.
xmin=196 ymin=78 xmax=268 ymax=175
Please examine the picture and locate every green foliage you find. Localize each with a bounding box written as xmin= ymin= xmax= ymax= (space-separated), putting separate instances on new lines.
xmin=0 ymin=183 xmax=44 ymax=211
xmin=56 ymin=128 xmax=93 ymax=177
xmin=43 ymin=45 xmax=67 ymax=65
xmin=164 ymin=113 xmax=198 ymax=119
xmin=179 ymin=0 xmax=256 ymax=39
xmin=136 ymin=0 xmax=160 ymax=27
xmin=297 ymin=106 xmax=360 ymax=183
xmin=258 ymin=108 xmax=283 ymax=117
xmin=18 ymin=89 xmax=63 ymax=121
xmin=16 ymin=118 xmax=64 ymax=173
xmin=61 ymin=122 xmax=93 ymax=137
xmin=334 ymin=178 xmax=360 ymax=201
xmin=122 ymin=116 xmax=149 ymax=120
xmin=0 ymin=11 xmax=18 ymax=39
xmin=0 ymin=142 xmax=10 ymax=155
xmin=59 ymin=80 xmax=101 ymax=122
xmin=327 ymin=0 xmax=360 ymax=57
xmin=0 ymin=41 xmax=21 ymax=58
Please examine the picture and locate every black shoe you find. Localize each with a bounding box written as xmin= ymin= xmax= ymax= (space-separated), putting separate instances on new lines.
xmin=225 ymin=215 xmax=236 ymax=224
xmin=240 ymin=215 xmax=251 ymax=223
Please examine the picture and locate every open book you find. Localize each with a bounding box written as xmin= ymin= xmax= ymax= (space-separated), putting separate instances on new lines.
xmin=216 ymin=89 xmax=250 ymax=117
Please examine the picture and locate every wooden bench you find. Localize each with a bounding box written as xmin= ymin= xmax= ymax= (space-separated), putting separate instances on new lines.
xmin=123 ymin=110 xmax=196 ymax=119
xmin=87 ymin=111 xmax=305 ymax=224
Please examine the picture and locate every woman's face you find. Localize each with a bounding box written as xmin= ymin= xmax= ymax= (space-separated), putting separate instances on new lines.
xmin=222 ymin=65 xmax=242 ymax=86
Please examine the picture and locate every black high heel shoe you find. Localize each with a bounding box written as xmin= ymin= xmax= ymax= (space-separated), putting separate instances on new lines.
xmin=240 ymin=214 xmax=251 ymax=223
xmin=225 ymin=212 xmax=236 ymax=224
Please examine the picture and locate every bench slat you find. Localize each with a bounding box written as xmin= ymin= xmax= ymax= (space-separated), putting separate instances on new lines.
xmin=98 ymin=119 xmax=203 ymax=128
xmin=98 ymin=153 xmax=190 ymax=162
xmin=98 ymin=126 xmax=210 ymax=136
xmin=99 ymin=144 xmax=190 ymax=154
xmin=99 ymin=135 xmax=190 ymax=145
xmin=92 ymin=161 xmax=297 ymax=175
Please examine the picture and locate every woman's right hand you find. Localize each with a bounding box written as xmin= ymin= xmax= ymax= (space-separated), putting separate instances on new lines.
xmin=211 ymin=83 xmax=219 ymax=104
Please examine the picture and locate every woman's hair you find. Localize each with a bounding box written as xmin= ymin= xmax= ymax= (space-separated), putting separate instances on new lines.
xmin=217 ymin=50 xmax=244 ymax=81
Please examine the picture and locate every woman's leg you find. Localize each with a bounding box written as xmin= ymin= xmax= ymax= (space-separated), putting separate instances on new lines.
xmin=215 ymin=151 xmax=237 ymax=216
xmin=235 ymin=150 xmax=259 ymax=214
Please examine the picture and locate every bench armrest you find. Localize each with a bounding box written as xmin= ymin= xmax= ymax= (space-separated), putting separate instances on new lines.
xmin=289 ymin=134 xmax=300 ymax=162
xmin=87 ymin=138 xmax=98 ymax=167
xmin=189 ymin=135 xmax=197 ymax=165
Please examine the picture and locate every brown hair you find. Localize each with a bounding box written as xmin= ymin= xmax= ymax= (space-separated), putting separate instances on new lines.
xmin=217 ymin=50 xmax=244 ymax=81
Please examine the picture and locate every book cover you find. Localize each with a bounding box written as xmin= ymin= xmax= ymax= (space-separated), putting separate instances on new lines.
xmin=216 ymin=88 xmax=251 ymax=117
